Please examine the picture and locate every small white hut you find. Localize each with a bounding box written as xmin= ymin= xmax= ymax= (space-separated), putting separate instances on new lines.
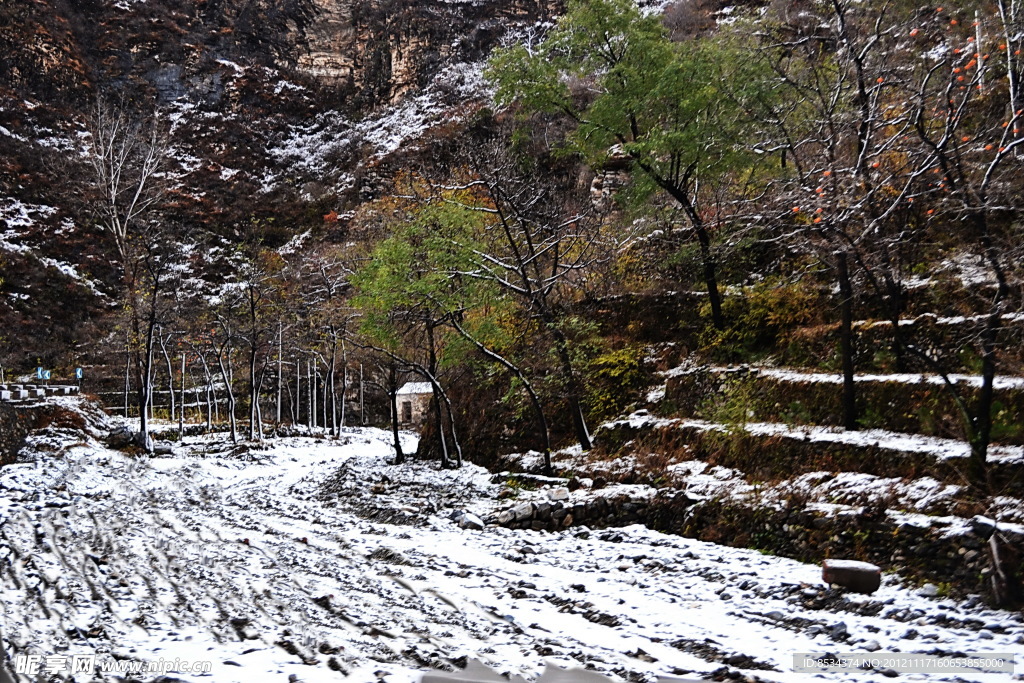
xmin=396 ymin=382 xmax=433 ymax=426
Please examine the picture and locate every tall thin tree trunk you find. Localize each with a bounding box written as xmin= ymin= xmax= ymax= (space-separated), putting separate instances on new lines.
xmin=277 ymin=322 xmax=283 ymax=424
xmin=548 ymin=323 xmax=592 ymax=450
xmin=389 ymin=363 xmax=404 ymax=464
xmin=295 ymin=358 xmax=301 ymax=425
xmin=340 ymin=358 xmax=348 ymax=434
xmin=837 ymin=251 xmax=858 ymax=431
xmin=123 ymin=343 xmax=131 ymax=418
xmin=139 ymin=323 xmax=156 ymax=451
xmin=695 ymin=226 xmax=725 ymax=331
xmin=218 ymin=349 xmax=237 ymax=444
xmin=249 ymin=345 xmax=258 ymax=441
xmin=322 ymin=363 xmax=329 ymax=432
xmin=179 ymin=353 xmax=185 ymax=435
xmin=450 ymin=318 xmax=551 ymax=472
xmin=159 ymin=331 xmax=175 ymax=424
xmin=310 ymin=360 xmax=316 ymax=429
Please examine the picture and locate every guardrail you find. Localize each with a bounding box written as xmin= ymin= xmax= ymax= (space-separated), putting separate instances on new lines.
xmin=0 ymin=384 xmax=80 ymax=402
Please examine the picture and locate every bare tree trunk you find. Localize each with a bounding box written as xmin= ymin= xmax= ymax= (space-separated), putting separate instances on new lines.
xmin=322 ymin=362 xmax=329 ymax=432
xmin=340 ymin=356 xmax=348 ymax=434
xmin=218 ymin=349 xmax=237 ymax=444
xmin=179 ymin=352 xmax=185 ymax=435
xmin=276 ymin=322 xmax=283 ymax=425
xmin=123 ymin=342 xmax=131 ymax=418
xmin=548 ymin=322 xmax=592 ymax=450
xmin=249 ymin=345 xmax=258 ymax=441
xmin=309 ymin=359 xmax=316 ymax=429
xmin=837 ymin=251 xmax=858 ymax=431
xmin=450 ymin=318 xmax=552 ymax=473
xmin=137 ymin=325 xmax=156 ymax=451
xmin=389 ymin=363 xmax=405 ymax=464
xmin=295 ymin=358 xmax=301 ymax=425
xmin=159 ymin=330 xmax=175 ymax=424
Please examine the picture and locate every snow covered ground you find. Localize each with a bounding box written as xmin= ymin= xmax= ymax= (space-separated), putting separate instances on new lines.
xmin=1 ymin=406 xmax=1021 ymax=683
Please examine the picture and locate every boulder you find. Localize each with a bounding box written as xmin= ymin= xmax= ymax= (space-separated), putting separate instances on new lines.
xmin=547 ymin=486 xmax=570 ymax=501
xmin=106 ymin=426 xmax=134 ymax=449
xmin=822 ymin=559 xmax=881 ymax=594
xmin=513 ymin=502 xmax=534 ymax=522
xmin=495 ymin=509 xmax=516 ymax=525
xmin=458 ymin=513 xmax=485 ymax=531
xmin=153 ymin=441 xmax=175 ymax=455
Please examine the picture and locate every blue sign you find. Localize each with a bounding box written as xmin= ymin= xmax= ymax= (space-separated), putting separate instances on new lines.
xmin=43 ymin=370 xmax=51 ymax=380
xmin=75 ymin=368 xmax=83 ymax=380
xmin=36 ymin=367 xmax=43 ymax=380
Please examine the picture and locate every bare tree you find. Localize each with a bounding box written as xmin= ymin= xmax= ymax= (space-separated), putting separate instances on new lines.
xmin=81 ymin=97 xmax=177 ymax=450
xmin=441 ymin=143 xmax=625 ymax=451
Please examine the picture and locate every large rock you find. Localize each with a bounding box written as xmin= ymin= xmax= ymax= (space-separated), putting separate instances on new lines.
xmin=547 ymin=486 xmax=569 ymax=501
xmin=513 ymin=502 xmax=534 ymax=522
xmin=458 ymin=512 xmax=485 ymax=531
xmin=822 ymin=559 xmax=881 ymax=594
xmin=106 ymin=426 xmax=134 ymax=449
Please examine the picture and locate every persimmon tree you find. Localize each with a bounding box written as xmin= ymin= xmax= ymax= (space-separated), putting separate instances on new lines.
xmin=762 ymin=0 xmax=1024 ymax=489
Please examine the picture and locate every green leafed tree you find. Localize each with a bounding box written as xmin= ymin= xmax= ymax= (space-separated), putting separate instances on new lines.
xmin=486 ymin=0 xmax=779 ymax=330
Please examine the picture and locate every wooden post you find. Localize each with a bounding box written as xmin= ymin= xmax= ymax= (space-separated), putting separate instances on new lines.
xmin=837 ymin=251 xmax=858 ymax=431
xmin=359 ymin=363 xmax=364 ymax=425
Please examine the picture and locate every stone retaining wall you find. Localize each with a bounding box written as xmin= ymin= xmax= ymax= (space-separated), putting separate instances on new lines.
xmin=593 ymin=417 xmax=1024 ymax=497
xmin=663 ymin=367 xmax=1024 ymax=442
xmin=487 ymin=492 xmax=660 ymax=532
xmin=488 ymin=489 xmax=1021 ymax=605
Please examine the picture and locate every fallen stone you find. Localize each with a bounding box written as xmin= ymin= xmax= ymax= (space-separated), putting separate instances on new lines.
xmin=458 ymin=513 xmax=484 ymax=531
xmin=918 ymin=583 xmax=939 ymax=598
xmin=547 ymin=487 xmax=569 ymax=501
xmin=829 ymin=621 xmax=849 ymax=640
xmin=106 ymin=427 xmax=134 ymax=449
xmin=153 ymin=441 xmax=174 ymax=455
xmin=822 ymin=559 xmax=881 ymax=594
xmin=496 ymin=509 xmax=516 ymax=525
xmin=513 ymin=502 xmax=534 ymax=522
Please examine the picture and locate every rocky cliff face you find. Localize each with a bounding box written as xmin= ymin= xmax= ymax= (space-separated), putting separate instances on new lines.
xmin=0 ymin=0 xmax=557 ymax=107
xmin=0 ymin=0 xmax=558 ymax=369
xmin=296 ymin=0 xmax=558 ymax=105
